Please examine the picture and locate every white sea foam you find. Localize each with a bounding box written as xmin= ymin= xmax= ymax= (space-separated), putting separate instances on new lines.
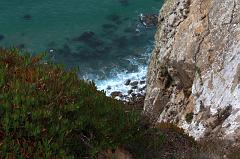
xmin=95 ymin=46 xmax=152 ymax=97
xmin=95 ymin=60 xmax=148 ymax=97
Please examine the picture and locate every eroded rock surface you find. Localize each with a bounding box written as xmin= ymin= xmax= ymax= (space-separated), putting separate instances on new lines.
xmin=144 ymin=0 xmax=240 ymax=140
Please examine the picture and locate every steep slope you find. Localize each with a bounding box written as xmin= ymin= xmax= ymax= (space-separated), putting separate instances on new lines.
xmin=144 ymin=0 xmax=240 ymax=140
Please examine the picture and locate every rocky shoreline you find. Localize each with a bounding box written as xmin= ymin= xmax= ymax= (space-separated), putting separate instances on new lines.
xmin=108 ymin=78 xmax=147 ymax=110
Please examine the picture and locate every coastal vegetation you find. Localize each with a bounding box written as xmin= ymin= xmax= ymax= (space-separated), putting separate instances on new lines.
xmin=0 ymin=48 xmax=167 ymax=158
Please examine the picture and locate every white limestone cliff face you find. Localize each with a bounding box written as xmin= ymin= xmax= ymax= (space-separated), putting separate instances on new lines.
xmin=144 ymin=0 xmax=240 ymax=140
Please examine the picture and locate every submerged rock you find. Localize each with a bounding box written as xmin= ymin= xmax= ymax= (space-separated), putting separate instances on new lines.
xmin=23 ymin=14 xmax=32 ymax=20
xmin=102 ymin=24 xmax=117 ymax=29
xmin=118 ymin=0 xmax=129 ymax=6
xmin=123 ymin=27 xmax=135 ymax=33
xmin=139 ymin=13 xmax=158 ymax=28
xmin=17 ymin=44 xmax=25 ymax=49
xmin=105 ymin=14 xmax=122 ymax=24
xmin=102 ymin=24 xmax=118 ymax=33
xmin=72 ymin=31 xmax=103 ymax=48
xmin=0 ymin=34 xmax=5 ymax=41
xmin=112 ymin=36 xmax=128 ymax=48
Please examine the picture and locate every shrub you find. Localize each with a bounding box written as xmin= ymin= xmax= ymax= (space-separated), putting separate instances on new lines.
xmin=0 ymin=48 xmax=140 ymax=158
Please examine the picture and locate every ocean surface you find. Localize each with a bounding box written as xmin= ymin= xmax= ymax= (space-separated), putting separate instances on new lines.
xmin=0 ymin=0 xmax=164 ymax=94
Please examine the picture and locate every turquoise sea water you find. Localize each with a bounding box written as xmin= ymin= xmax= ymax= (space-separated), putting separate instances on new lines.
xmin=0 ymin=0 xmax=164 ymax=87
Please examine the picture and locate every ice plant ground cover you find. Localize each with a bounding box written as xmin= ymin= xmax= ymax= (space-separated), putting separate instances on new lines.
xmin=0 ymin=48 xmax=141 ymax=158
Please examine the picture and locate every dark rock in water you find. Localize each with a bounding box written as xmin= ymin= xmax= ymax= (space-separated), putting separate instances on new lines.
xmin=76 ymin=45 xmax=109 ymax=60
xmin=111 ymin=91 xmax=123 ymax=98
xmin=78 ymin=50 xmax=98 ymax=59
xmin=140 ymin=80 xmax=146 ymax=84
xmin=0 ymin=35 xmax=5 ymax=41
xmin=138 ymin=85 xmax=146 ymax=92
xmin=139 ymin=14 xmax=158 ymax=28
xmin=130 ymin=81 xmax=139 ymax=86
xmin=56 ymin=44 xmax=73 ymax=59
xmin=106 ymin=14 xmax=122 ymax=24
xmin=123 ymin=27 xmax=135 ymax=33
xmin=131 ymin=93 xmax=136 ymax=97
xmin=119 ymin=0 xmax=129 ymax=6
xmin=72 ymin=31 xmax=95 ymax=41
xmin=47 ymin=41 xmax=56 ymax=47
xmin=94 ymin=46 xmax=112 ymax=54
xmin=17 ymin=44 xmax=25 ymax=49
xmin=112 ymin=36 xmax=128 ymax=48
xmin=60 ymin=44 xmax=72 ymax=54
xmin=102 ymin=24 xmax=118 ymax=33
xmin=107 ymin=86 xmax=111 ymax=90
xmin=72 ymin=31 xmax=103 ymax=48
xmin=23 ymin=14 xmax=32 ymax=20
xmin=128 ymin=89 xmax=133 ymax=94
xmin=122 ymin=17 xmax=130 ymax=21
xmin=131 ymin=85 xmax=138 ymax=89
xmin=137 ymin=93 xmax=144 ymax=98
xmin=102 ymin=24 xmax=117 ymax=29
xmin=115 ymin=20 xmax=122 ymax=25
xmin=124 ymin=79 xmax=131 ymax=85
xmin=106 ymin=14 xmax=120 ymax=21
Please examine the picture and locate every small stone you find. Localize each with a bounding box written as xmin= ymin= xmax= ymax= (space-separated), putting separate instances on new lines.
xmin=130 ymin=81 xmax=138 ymax=86
xmin=140 ymin=80 xmax=145 ymax=84
xmin=137 ymin=93 xmax=144 ymax=98
xmin=131 ymin=93 xmax=136 ymax=97
xmin=138 ymin=85 xmax=146 ymax=92
xmin=128 ymin=89 xmax=133 ymax=94
xmin=107 ymin=86 xmax=111 ymax=90
xmin=124 ymin=79 xmax=131 ymax=85
xmin=131 ymin=85 xmax=138 ymax=89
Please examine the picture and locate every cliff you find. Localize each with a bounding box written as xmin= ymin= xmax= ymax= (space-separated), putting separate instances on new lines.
xmin=144 ymin=0 xmax=240 ymax=141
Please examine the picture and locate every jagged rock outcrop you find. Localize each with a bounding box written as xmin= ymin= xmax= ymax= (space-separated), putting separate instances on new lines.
xmin=144 ymin=0 xmax=240 ymax=140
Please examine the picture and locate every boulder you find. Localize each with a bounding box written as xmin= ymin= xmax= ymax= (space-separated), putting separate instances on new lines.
xmin=130 ymin=81 xmax=138 ymax=86
xmin=131 ymin=85 xmax=138 ymax=90
xmin=124 ymin=79 xmax=131 ymax=85
xmin=128 ymin=89 xmax=133 ymax=94
xmin=140 ymin=80 xmax=146 ymax=84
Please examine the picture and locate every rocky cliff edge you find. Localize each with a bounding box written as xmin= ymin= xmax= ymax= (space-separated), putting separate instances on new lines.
xmin=144 ymin=0 xmax=240 ymax=141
